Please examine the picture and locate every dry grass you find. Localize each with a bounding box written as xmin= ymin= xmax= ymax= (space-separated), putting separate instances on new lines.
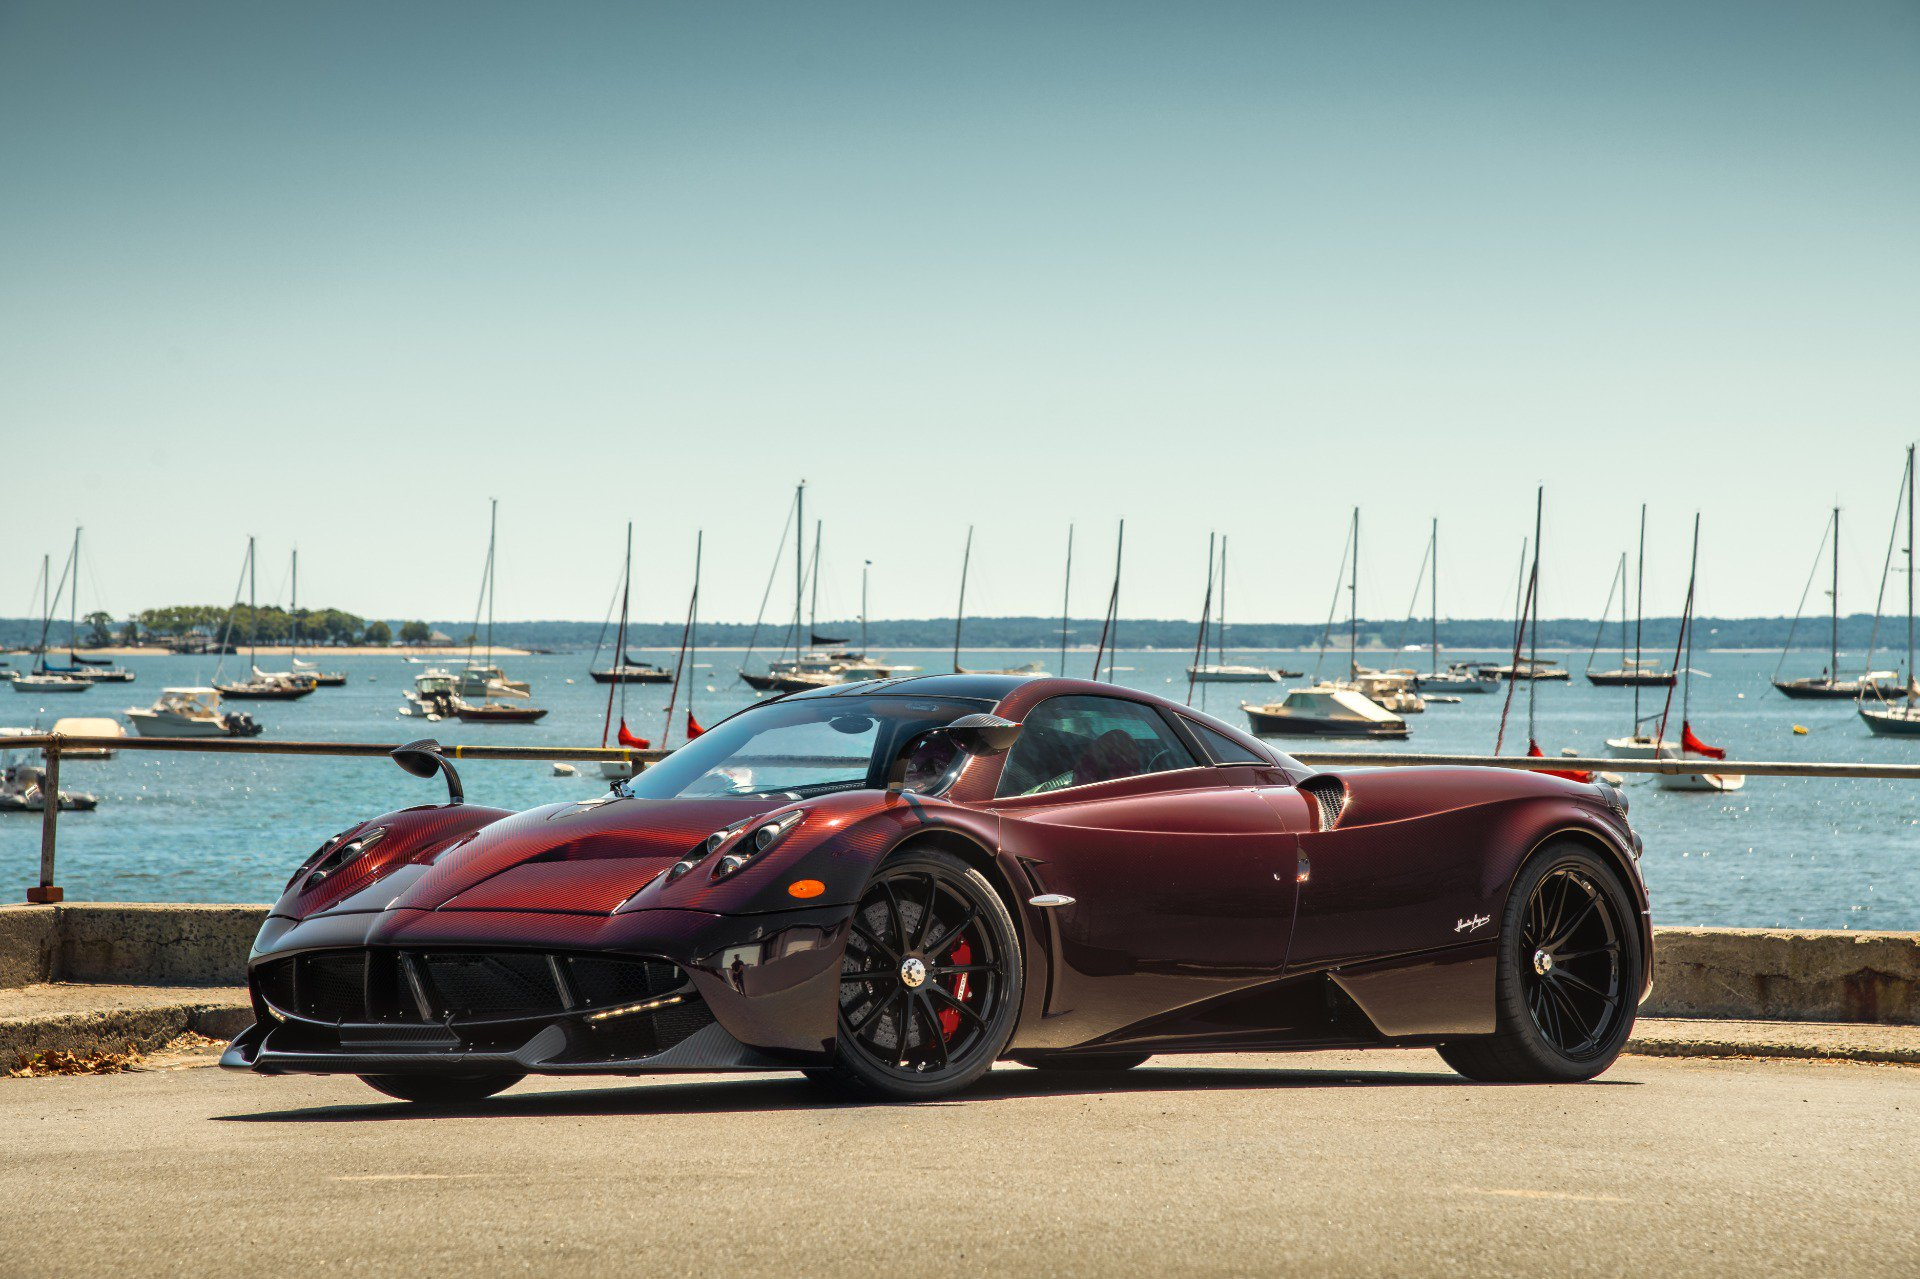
xmin=7 ymin=1032 xmax=227 ymax=1078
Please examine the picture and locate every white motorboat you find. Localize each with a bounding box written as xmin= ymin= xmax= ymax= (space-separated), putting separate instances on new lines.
xmin=0 ymin=762 xmax=98 ymax=812
xmin=1244 ymin=685 xmax=1408 ymax=739
xmin=455 ymin=664 xmax=531 ymax=700
xmin=126 ymin=687 xmax=262 ymax=738
xmin=1416 ymin=665 xmax=1499 ymax=694
xmin=1347 ymin=667 xmax=1426 ymax=714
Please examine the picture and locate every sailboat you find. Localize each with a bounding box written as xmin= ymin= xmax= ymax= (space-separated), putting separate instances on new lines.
xmin=741 ymin=484 xmax=838 ymax=692
xmin=36 ymin=528 xmax=136 ymax=684
xmin=215 ymin=538 xmax=318 ymax=701
xmin=1586 ymin=521 xmax=1674 ymax=688
xmin=1499 ymin=489 xmax=1592 ymax=782
xmin=1245 ymin=510 xmax=1408 ymax=738
xmin=1860 ymin=444 xmax=1920 ymax=736
xmin=951 ymin=526 xmax=1047 ymax=677
xmin=1607 ymin=506 xmax=1680 ymax=759
xmin=454 ymin=500 xmax=547 ymax=723
xmin=1188 ymin=537 xmax=1299 ymax=683
xmin=1773 ymin=506 xmax=1896 ymax=699
xmin=12 ymin=553 xmax=90 ymax=695
xmin=590 ymin=532 xmax=672 ymax=684
xmin=596 ymin=522 xmax=648 ymax=776
xmin=1409 ymin=519 xmax=1495 ymax=694
xmin=1655 ymin=515 xmax=1742 ymax=791
xmin=284 ymin=551 xmax=345 ymax=687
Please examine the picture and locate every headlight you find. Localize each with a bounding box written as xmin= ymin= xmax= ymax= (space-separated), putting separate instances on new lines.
xmin=712 ymin=810 xmax=805 ymax=879
xmin=294 ymin=826 xmax=387 ymax=890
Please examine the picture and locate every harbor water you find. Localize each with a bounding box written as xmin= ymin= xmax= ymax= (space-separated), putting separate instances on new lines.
xmin=2 ymin=648 xmax=1914 ymax=929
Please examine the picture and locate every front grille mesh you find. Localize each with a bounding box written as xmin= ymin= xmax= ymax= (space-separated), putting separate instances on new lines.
xmin=256 ymin=950 xmax=686 ymax=1025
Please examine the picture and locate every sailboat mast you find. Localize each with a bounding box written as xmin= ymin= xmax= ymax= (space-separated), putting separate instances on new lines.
xmin=1617 ymin=552 xmax=1628 ymax=666
xmin=1059 ymin=525 xmax=1074 ymax=678
xmin=792 ymin=482 xmax=806 ymax=660
xmin=1430 ymin=518 xmax=1439 ymax=676
xmin=860 ymin=560 xmax=869 ymax=655
xmin=1347 ymin=508 xmax=1359 ymax=680
xmin=1527 ymin=488 xmax=1543 ymax=744
xmin=1908 ymin=446 xmax=1915 ymax=704
xmin=1633 ymin=504 xmax=1646 ymax=727
xmin=248 ymin=535 xmax=258 ymax=671
xmin=807 ymin=521 xmax=822 ymax=644
xmin=68 ymin=526 xmax=80 ymax=655
xmin=1188 ymin=532 xmax=1216 ymax=704
xmin=1218 ymin=536 xmax=1228 ymax=663
xmin=1830 ymin=505 xmax=1840 ymax=682
xmin=1682 ymin=513 xmax=1700 ymax=728
xmin=484 ymin=498 xmax=498 ymax=668
xmin=953 ymin=527 xmax=973 ymax=673
xmin=37 ymin=553 xmax=50 ymax=667
xmin=602 ymin=522 xmax=633 ymax=749
xmin=290 ymin=548 xmax=299 ymax=659
xmin=1109 ymin=519 xmax=1124 ymax=682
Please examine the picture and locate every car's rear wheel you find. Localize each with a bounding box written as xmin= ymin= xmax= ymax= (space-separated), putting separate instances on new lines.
xmin=1438 ymin=842 xmax=1642 ymax=1083
xmin=824 ymin=848 xmax=1022 ymax=1100
xmin=359 ymin=1073 xmax=524 ymax=1105
xmin=1013 ymin=1053 xmax=1150 ymax=1073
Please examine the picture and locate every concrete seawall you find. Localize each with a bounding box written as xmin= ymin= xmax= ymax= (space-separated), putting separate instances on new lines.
xmin=3 ymin=904 xmax=1917 ymax=1025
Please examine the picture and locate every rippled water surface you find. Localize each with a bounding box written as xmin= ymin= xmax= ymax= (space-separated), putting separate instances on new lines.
xmin=3 ymin=648 xmax=1914 ymax=928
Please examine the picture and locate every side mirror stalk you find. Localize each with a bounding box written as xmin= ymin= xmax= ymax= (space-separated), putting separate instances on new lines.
xmin=390 ymin=738 xmax=464 ymax=805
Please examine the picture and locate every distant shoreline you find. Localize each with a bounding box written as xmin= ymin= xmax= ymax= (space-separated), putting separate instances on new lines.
xmin=0 ymin=645 xmax=532 ymax=659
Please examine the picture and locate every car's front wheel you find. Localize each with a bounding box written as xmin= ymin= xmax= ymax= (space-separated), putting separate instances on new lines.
xmin=824 ymin=848 xmax=1023 ymax=1100
xmin=359 ymin=1073 xmax=524 ymax=1105
xmin=1439 ymin=841 xmax=1643 ymax=1083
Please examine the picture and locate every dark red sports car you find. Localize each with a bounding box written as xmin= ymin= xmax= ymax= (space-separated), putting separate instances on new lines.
xmin=223 ymin=674 xmax=1651 ymax=1103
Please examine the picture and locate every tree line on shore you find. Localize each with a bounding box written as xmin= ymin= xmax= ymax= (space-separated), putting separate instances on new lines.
xmin=0 ymin=610 xmax=1894 ymax=652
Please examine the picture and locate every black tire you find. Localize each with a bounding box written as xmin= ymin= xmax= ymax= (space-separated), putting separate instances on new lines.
xmin=359 ymin=1073 xmax=524 ymax=1105
xmin=824 ymin=848 xmax=1023 ymax=1101
xmin=1439 ymin=841 xmax=1643 ymax=1083
xmin=1013 ymin=1053 xmax=1150 ymax=1073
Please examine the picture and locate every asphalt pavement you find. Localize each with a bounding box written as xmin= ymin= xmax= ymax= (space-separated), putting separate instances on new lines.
xmin=2 ymin=1049 xmax=1915 ymax=1277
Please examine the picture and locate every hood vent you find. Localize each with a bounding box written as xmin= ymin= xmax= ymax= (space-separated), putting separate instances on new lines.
xmin=1299 ymin=775 xmax=1348 ymax=830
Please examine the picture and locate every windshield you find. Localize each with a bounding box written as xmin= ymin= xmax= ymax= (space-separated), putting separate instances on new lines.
xmin=622 ymin=695 xmax=994 ymax=800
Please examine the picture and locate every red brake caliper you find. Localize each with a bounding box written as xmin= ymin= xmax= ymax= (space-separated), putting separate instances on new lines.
xmin=937 ymin=936 xmax=972 ymax=1040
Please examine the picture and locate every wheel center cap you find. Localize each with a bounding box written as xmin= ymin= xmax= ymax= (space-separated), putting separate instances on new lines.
xmin=899 ymin=957 xmax=928 ymax=989
xmin=1533 ymin=948 xmax=1555 ymax=976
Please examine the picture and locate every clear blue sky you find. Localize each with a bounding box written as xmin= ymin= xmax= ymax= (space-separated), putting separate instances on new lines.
xmin=3 ymin=1 xmax=1915 ymax=627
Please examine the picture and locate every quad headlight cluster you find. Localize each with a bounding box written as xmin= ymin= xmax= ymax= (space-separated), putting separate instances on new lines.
xmin=665 ymin=810 xmax=806 ymax=884
xmin=290 ymin=826 xmax=388 ymax=891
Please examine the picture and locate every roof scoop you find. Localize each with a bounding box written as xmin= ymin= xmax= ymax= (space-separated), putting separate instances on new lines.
xmin=391 ymin=738 xmax=464 ymax=806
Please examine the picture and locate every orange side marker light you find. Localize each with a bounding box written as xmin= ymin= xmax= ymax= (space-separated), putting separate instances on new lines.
xmin=788 ymin=879 xmax=826 ymax=899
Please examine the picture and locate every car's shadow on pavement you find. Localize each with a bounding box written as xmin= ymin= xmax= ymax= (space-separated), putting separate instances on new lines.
xmin=213 ymin=1061 xmax=1635 ymax=1123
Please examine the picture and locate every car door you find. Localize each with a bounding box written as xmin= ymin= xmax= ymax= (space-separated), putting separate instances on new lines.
xmin=981 ymin=694 xmax=1300 ymax=1050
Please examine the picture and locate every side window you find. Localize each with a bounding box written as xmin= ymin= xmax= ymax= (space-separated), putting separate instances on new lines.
xmin=996 ymin=696 xmax=1198 ymax=797
xmin=1181 ymin=717 xmax=1268 ymax=765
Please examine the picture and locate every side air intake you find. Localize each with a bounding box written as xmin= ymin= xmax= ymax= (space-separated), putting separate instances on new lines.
xmin=1299 ymin=776 xmax=1348 ymax=830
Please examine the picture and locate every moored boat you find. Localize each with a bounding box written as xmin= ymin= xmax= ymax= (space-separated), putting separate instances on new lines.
xmin=126 ymin=687 xmax=262 ymax=738
xmin=1243 ymin=686 xmax=1408 ymax=739
xmin=1859 ymin=444 xmax=1920 ymax=739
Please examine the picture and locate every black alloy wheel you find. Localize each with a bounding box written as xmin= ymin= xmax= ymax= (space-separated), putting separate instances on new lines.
xmin=1439 ymin=841 xmax=1642 ymax=1083
xmin=360 ymin=1073 xmax=525 ymax=1105
xmin=823 ymin=848 xmax=1022 ymax=1100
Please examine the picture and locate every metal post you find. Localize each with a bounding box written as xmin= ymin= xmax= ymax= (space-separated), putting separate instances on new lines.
xmin=29 ymin=741 xmax=62 ymax=903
